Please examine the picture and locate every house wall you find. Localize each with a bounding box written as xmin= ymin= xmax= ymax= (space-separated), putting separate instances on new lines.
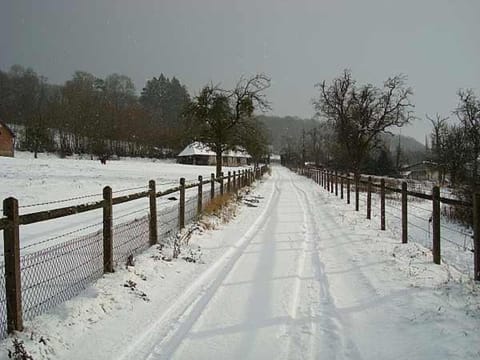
xmin=0 ymin=127 xmax=14 ymax=157
xmin=177 ymin=154 xmax=248 ymax=167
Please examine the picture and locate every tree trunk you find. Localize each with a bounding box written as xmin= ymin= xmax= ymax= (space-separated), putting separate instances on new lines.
xmin=216 ymin=151 xmax=222 ymax=178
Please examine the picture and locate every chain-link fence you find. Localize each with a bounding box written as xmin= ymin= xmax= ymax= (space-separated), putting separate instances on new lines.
xmin=0 ymin=167 xmax=266 ymax=339
xmin=20 ymin=228 xmax=103 ymax=323
xmin=113 ymin=215 xmax=150 ymax=267
xmin=304 ymin=168 xmax=479 ymax=278
xmin=157 ymin=199 xmax=179 ymax=246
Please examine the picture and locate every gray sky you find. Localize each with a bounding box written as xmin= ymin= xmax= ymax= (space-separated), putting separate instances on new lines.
xmin=1 ymin=0 xmax=479 ymax=142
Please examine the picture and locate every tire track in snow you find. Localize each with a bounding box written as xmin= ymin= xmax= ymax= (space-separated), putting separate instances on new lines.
xmin=289 ymin=172 xmax=364 ymax=360
xmin=121 ymin=177 xmax=281 ymax=360
xmin=280 ymin=169 xmax=316 ymax=360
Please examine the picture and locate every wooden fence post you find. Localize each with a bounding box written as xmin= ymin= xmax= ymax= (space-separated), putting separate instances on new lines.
xmin=210 ymin=173 xmax=215 ymax=200
xmin=197 ymin=175 xmax=203 ymax=217
xmin=432 ymin=186 xmax=441 ymax=264
xmin=326 ymin=171 xmax=330 ymax=192
xmin=179 ymin=178 xmax=186 ymax=230
xmin=402 ymin=182 xmax=408 ymax=244
xmin=380 ymin=178 xmax=385 ymax=230
xmin=340 ymin=174 xmax=344 ymax=199
xmin=103 ymin=186 xmax=113 ymax=273
xmin=233 ymin=171 xmax=236 ymax=193
xmin=227 ymin=171 xmax=231 ymax=193
xmin=347 ymin=176 xmax=351 ymax=204
xmin=330 ymin=172 xmax=334 ymax=194
xmin=3 ymin=197 xmax=23 ymax=333
xmin=355 ymin=174 xmax=360 ymax=211
xmin=473 ymin=193 xmax=480 ymax=281
xmin=149 ymin=180 xmax=157 ymax=245
xmin=367 ymin=176 xmax=372 ymax=220
xmin=335 ymin=171 xmax=338 ymax=196
xmin=220 ymin=172 xmax=224 ymax=196
xmin=330 ymin=171 xmax=333 ymax=192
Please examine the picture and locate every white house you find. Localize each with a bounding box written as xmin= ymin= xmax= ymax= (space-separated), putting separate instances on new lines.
xmin=177 ymin=142 xmax=251 ymax=166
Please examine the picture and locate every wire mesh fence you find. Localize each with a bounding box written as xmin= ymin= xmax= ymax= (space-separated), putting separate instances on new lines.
xmin=112 ymin=215 xmax=150 ymax=267
xmin=185 ymin=194 xmax=199 ymax=225
xmin=0 ymin=167 xmax=266 ymax=339
xmin=309 ymin=169 xmax=478 ymax=278
xmin=20 ymin=228 xmax=103 ymax=323
xmin=157 ymin=200 xmax=179 ymax=246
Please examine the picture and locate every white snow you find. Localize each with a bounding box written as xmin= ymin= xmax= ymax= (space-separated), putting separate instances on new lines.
xmin=0 ymin=151 xmax=248 ymax=252
xmin=1 ymin=166 xmax=479 ymax=359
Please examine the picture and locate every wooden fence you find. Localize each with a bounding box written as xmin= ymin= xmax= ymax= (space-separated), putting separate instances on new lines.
xmin=297 ymin=167 xmax=480 ymax=281
xmin=0 ymin=166 xmax=268 ymax=336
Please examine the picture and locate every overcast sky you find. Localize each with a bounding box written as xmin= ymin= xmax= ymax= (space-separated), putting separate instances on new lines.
xmin=1 ymin=0 xmax=479 ymax=142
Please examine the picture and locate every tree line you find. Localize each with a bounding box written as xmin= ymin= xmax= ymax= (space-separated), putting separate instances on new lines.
xmin=0 ymin=65 xmax=271 ymax=174
xmin=279 ymin=69 xmax=479 ymax=195
xmin=427 ymin=90 xmax=480 ymax=193
xmin=0 ymin=65 xmax=191 ymax=158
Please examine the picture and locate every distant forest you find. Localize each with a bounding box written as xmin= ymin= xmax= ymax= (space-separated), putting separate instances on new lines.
xmin=0 ymin=65 xmax=191 ymax=158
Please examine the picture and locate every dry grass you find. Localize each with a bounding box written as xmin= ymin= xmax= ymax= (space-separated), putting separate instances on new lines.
xmin=203 ymin=193 xmax=235 ymax=216
xmin=198 ymin=192 xmax=239 ymax=230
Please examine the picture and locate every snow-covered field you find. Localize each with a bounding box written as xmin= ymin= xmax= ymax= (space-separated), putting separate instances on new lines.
xmin=0 ymin=151 xmax=248 ymax=252
xmin=0 ymin=166 xmax=478 ymax=359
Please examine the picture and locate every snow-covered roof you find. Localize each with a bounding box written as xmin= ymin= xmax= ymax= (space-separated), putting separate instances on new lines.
xmin=177 ymin=142 xmax=251 ymax=158
xmin=177 ymin=142 xmax=216 ymax=157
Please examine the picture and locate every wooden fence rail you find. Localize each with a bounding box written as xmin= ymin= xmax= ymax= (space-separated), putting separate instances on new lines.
xmin=298 ymin=167 xmax=480 ymax=281
xmin=0 ymin=165 xmax=269 ymax=335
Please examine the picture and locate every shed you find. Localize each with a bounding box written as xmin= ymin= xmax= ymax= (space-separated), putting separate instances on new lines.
xmin=0 ymin=120 xmax=15 ymax=157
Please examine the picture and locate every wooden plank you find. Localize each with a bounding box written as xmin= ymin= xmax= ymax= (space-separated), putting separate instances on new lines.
xmin=112 ymin=191 xmax=149 ymax=205
xmin=20 ymin=200 xmax=104 ymax=225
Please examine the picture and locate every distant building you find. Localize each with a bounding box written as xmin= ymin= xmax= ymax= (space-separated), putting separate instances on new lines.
xmin=0 ymin=120 xmax=15 ymax=157
xmin=177 ymin=142 xmax=251 ymax=166
xmin=400 ymin=161 xmax=439 ymax=181
xmin=270 ymin=154 xmax=281 ymax=164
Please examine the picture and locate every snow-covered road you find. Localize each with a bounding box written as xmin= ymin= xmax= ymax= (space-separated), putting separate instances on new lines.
xmin=129 ymin=167 xmax=478 ymax=360
xmin=4 ymin=165 xmax=477 ymax=359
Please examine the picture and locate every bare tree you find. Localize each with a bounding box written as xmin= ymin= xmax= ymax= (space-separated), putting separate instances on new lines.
xmin=455 ymin=89 xmax=480 ymax=188
xmin=427 ymin=113 xmax=449 ymax=183
xmin=187 ymin=74 xmax=271 ymax=177
xmin=313 ymin=70 xmax=414 ymax=175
